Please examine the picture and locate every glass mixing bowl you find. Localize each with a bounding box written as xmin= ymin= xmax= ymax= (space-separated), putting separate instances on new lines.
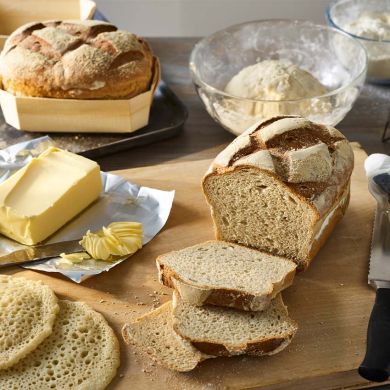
xmin=190 ymin=20 xmax=367 ymax=136
xmin=327 ymin=0 xmax=390 ymax=84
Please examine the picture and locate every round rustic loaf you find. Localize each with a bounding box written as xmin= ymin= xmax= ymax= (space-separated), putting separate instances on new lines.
xmin=0 ymin=20 xmax=154 ymax=99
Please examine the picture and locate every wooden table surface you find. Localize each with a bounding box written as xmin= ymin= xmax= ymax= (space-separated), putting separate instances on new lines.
xmin=95 ymin=38 xmax=390 ymax=389
xmin=97 ymin=37 xmax=390 ymax=172
xmin=3 ymin=38 xmax=390 ymax=390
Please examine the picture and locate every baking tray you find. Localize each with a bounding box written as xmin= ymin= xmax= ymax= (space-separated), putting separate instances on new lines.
xmin=0 ymin=10 xmax=187 ymax=159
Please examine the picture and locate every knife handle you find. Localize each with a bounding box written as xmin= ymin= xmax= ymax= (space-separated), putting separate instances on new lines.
xmin=359 ymin=288 xmax=390 ymax=382
xmin=373 ymin=173 xmax=390 ymax=202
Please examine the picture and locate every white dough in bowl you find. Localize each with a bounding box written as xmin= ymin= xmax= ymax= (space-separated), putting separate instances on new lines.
xmin=225 ymin=60 xmax=328 ymax=100
xmin=341 ymin=12 xmax=390 ymax=80
xmin=216 ymin=60 xmax=331 ymax=134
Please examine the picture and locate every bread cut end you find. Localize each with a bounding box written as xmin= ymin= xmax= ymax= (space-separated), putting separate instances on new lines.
xmin=203 ymin=167 xmax=317 ymax=268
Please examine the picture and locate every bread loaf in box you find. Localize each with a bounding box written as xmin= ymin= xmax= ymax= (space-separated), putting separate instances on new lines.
xmin=0 ymin=20 xmax=154 ymax=99
xmin=202 ymin=116 xmax=354 ymax=270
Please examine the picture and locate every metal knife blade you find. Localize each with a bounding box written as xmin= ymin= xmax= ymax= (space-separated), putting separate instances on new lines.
xmin=368 ymin=206 xmax=390 ymax=289
xmin=359 ymin=169 xmax=390 ymax=382
xmin=0 ymin=240 xmax=83 ymax=268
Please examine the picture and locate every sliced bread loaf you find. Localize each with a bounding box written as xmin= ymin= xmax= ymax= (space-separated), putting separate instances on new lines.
xmin=203 ymin=116 xmax=353 ymax=270
xmin=172 ymin=291 xmax=297 ymax=357
xmin=157 ymin=240 xmax=296 ymax=311
xmin=122 ymin=301 xmax=210 ymax=372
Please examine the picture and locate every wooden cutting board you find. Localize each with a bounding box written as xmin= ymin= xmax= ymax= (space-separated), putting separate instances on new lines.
xmin=2 ymin=144 xmax=380 ymax=390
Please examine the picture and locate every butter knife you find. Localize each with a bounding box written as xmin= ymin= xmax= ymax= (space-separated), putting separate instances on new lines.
xmin=0 ymin=239 xmax=83 ymax=268
xmin=359 ymin=172 xmax=390 ymax=382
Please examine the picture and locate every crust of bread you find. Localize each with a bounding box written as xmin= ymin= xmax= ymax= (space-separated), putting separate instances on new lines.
xmin=157 ymin=243 xmax=296 ymax=311
xmin=190 ymin=334 xmax=295 ymax=357
xmin=304 ymin=183 xmax=350 ymax=269
xmin=0 ymin=20 xmax=154 ymax=99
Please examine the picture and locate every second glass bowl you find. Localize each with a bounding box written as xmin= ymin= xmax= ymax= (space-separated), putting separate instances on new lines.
xmin=190 ymin=20 xmax=367 ymax=136
xmin=327 ymin=0 xmax=390 ymax=84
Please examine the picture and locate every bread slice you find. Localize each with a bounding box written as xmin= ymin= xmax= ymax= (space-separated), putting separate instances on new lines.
xmin=122 ymin=301 xmax=210 ymax=372
xmin=203 ymin=116 xmax=354 ymax=270
xmin=172 ymin=291 xmax=297 ymax=357
xmin=157 ymin=241 xmax=296 ymax=311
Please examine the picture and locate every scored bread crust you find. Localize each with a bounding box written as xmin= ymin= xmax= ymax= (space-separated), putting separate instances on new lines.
xmin=171 ymin=292 xmax=298 ymax=357
xmin=0 ymin=20 xmax=154 ymax=99
xmin=157 ymin=242 xmax=296 ymax=311
xmin=202 ymin=116 xmax=354 ymax=270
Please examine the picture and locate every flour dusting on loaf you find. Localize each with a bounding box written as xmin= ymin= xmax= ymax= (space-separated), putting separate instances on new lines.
xmin=0 ymin=20 xmax=154 ymax=99
xmin=203 ymin=116 xmax=354 ymax=269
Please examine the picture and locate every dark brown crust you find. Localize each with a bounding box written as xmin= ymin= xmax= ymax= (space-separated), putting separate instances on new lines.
xmin=191 ymin=336 xmax=291 ymax=357
xmin=205 ymin=289 xmax=255 ymax=310
xmin=288 ymin=181 xmax=329 ymax=199
xmin=246 ymin=337 xmax=287 ymax=355
xmin=228 ymin=116 xmax=297 ymax=166
xmin=254 ymin=116 xmax=297 ymax=132
xmin=2 ymin=23 xmax=46 ymax=55
xmin=263 ymin=125 xmax=344 ymax=151
xmin=59 ymin=21 xmax=117 ymax=39
xmin=227 ymin=117 xmax=344 ymax=176
xmin=229 ymin=142 xmax=259 ymax=166
xmin=192 ymin=342 xmax=231 ymax=356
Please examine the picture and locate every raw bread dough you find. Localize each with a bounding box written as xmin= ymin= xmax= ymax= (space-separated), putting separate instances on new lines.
xmin=344 ymin=12 xmax=390 ymax=41
xmin=225 ymin=60 xmax=327 ymax=101
xmin=213 ymin=60 xmax=330 ymax=135
xmin=343 ymin=12 xmax=390 ymax=80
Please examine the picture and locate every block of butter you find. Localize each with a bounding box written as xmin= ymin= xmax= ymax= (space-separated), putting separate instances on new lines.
xmin=0 ymin=147 xmax=102 ymax=245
